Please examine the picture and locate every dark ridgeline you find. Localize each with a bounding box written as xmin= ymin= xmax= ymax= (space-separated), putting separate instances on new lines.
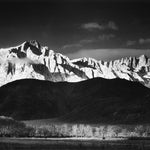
xmin=0 ymin=77 xmax=149 ymax=124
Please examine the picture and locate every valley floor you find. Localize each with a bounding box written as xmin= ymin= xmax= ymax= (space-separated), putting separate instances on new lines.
xmin=0 ymin=137 xmax=150 ymax=150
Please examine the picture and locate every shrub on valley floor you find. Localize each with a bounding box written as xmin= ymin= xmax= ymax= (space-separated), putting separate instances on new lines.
xmin=0 ymin=116 xmax=35 ymax=137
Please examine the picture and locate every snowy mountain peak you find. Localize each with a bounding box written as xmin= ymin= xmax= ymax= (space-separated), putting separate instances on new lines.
xmin=71 ymin=54 xmax=150 ymax=87
xmin=138 ymin=54 xmax=148 ymax=65
xmin=28 ymin=40 xmax=41 ymax=49
xmin=139 ymin=54 xmax=147 ymax=59
xmin=0 ymin=41 xmax=89 ymax=85
xmin=21 ymin=40 xmax=41 ymax=50
xmin=0 ymin=41 xmax=150 ymax=87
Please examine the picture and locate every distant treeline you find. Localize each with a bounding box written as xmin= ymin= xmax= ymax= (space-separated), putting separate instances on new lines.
xmin=0 ymin=116 xmax=34 ymax=137
xmin=28 ymin=124 xmax=150 ymax=138
xmin=1 ymin=116 xmax=150 ymax=138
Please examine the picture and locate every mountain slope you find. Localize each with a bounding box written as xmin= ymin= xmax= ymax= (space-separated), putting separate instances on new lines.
xmin=0 ymin=78 xmax=150 ymax=124
xmin=0 ymin=40 xmax=150 ymax=87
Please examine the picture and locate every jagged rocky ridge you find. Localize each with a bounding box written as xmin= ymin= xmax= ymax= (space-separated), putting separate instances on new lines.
xmin=0 ymin=40 xmax=150 ymax=87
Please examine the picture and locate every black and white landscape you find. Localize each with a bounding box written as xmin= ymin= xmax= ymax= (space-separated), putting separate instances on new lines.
xmin=0 ymin=40 xmax=150 ymax=122
xmin=1 ymin=0 xmax=150 ymax=150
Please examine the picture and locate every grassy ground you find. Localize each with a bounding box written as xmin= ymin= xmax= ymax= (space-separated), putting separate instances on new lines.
xmin=0 ymin=138 xmax=150 ymax=150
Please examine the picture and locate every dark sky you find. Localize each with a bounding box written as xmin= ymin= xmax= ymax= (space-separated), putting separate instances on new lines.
xmin=0 ymin=0 xmax=150 ymax=60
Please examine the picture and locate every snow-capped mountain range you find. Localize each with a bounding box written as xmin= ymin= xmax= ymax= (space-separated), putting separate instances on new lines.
xmin=0 ymin=40 xmax=150 ymax=87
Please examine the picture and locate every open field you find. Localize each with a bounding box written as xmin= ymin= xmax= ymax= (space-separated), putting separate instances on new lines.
xmin=1 ymin=138 xmax=150 ymax=150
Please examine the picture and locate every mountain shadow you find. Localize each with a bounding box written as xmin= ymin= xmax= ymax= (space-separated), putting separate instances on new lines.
xmin=0 ymin=78 xmax=150 ymax=124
